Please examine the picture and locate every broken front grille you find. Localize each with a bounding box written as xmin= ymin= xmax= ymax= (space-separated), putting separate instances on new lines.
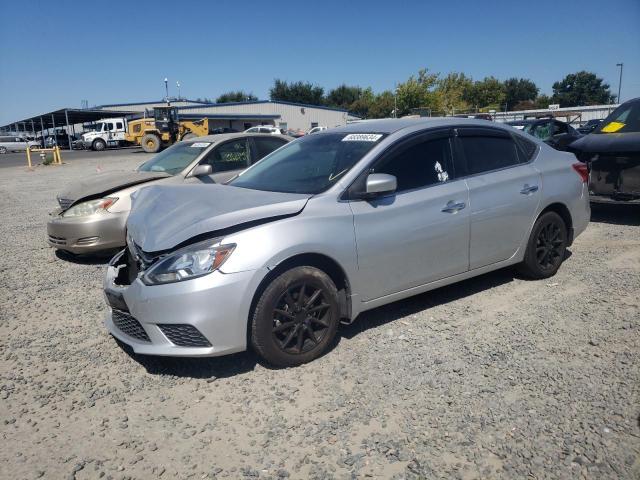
xmin=112 ymin=309 xmax=150 ymax=342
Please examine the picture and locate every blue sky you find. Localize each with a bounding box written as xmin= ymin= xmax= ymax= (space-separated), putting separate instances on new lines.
xmin=1 ymin=0 xmax=638 ymax=125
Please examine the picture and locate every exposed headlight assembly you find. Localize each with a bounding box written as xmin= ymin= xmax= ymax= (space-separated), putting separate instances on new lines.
xmin=62 ymin=197 xmax=118 ymax=217
xmin=142 ymin=239 xmax=235 ymax=285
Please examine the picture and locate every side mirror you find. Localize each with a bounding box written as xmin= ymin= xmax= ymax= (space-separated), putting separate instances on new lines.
xmin=190 ymin=164 xmax=213 ymax=177
xmin=365 ymin=173 xmax=397 ymax=196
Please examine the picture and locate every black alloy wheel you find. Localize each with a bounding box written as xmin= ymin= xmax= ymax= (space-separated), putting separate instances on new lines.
xmin=517 ymin=211 xmax=567 ymax=279
xmin=271 ymin=282 xmax=332 ymax=354
xmin=535 ymin=221 xmax=564 ymax=270
xmin=251 ymin=266 xmax=340 ymax=367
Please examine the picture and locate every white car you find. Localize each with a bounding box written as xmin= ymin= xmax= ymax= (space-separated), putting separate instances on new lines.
xmin=307 ymin=126 xmax=328 ymax=134
xmin=0 ymin=136 xmax=39 ymax=154
xmin=244 ymin=126 xmax=283 ymax=135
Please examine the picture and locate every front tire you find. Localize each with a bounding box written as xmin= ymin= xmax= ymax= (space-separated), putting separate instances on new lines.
xmin=92 ymin=139 xmax=106 ymax=151
xmin=517 ymin=211 xmax=568 ymax=279
xmin=141 ymin=134 xmax=161 ymax=153
xmin=250 ymin=266 xmax=340 ymax=367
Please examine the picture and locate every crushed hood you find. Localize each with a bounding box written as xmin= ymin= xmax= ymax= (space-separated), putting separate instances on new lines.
xmin=127 ymin=184 xmax=311 ymax=252
xmin=570 ymin=132 xmax=640 ymax=155
xmin=58 ymin=170 xmax=170 ymax=206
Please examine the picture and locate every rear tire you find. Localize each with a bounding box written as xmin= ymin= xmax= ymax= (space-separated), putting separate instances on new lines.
xmin=0 ymin=146 xmax=6 ymax=154
xmin=250 ymin=266 xmax=340 ymax=367
xmin=141 ymin=134 xmax=161 ymax=153
xmin=92 ymin=139 xmax=106 ymax=151
xmin=517 ymin=211 xmax=568 ymax=279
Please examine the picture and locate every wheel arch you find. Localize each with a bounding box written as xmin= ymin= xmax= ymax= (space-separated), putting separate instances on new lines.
xmin=247 ymin=252 xmax=353 ymax=342
xmin=538 ymin=202 xmax=574 ymax=245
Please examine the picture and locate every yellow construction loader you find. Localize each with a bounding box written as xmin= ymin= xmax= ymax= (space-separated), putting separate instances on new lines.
xmin=125 ymin=106 xmax=211 ymax=153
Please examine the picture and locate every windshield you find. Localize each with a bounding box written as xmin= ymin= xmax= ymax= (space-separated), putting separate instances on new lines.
xmin=229 ymin=133 xmax=385 ymax=194
xmin=138 ymin=141 xmax=212 ymax=175
xmin=93 ymin=123 xmax=104 ymax=132
xmin=596 ymin=101 xmax=640 ymax=134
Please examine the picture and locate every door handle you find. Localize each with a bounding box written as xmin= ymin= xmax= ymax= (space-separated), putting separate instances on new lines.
xmin=442 ymin=201 xmax=466 ymax=213
xmin=520 ymin=184 xmax=539 ymax=195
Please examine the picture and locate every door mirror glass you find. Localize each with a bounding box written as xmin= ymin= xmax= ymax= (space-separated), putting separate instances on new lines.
xmin=190 ymin=164 xmax=213 ymax=177
xmin=366 ymin=173 xmax=397 ymax=195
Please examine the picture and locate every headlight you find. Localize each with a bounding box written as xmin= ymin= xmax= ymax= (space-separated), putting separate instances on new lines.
xmin=62 ymin=197 xmax=118 ymax=217
xmin=142 ymin=239 xmax=236 ymax=285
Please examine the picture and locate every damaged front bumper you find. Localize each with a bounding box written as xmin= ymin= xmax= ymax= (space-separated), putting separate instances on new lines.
xmin=102 ymin=249 xmax=267 ymax=357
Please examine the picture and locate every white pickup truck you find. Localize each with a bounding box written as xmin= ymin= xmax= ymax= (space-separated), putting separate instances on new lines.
xmin=82 ymin=118 xmax=129 ymax=151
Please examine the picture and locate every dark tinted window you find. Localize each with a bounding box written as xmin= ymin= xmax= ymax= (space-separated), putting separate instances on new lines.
xmin=596 ymin=100 xmax=640 ymax=134
xmin=253 ymin=137 xmax=287 ymax=162
xmin=459 ymin=134 xmax=520 ymax=175
xmin=373 ymin=137 xmax=451 ymax=192
xmin=205 ymin=139 xmax=250 ymax=172
xmin=513 ymin=133 xmax=537 ymax=162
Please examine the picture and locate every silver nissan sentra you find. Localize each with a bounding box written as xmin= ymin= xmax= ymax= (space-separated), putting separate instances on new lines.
xmin=104 ymin=118 xmax=590 ymax=366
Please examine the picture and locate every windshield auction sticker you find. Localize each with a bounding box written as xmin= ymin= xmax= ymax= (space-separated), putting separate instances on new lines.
xmin=190 ymin=142 xmax=211 ymax=148
xmin=342 ymin=134 xmax=383 ymax=142
xmin=601 ymin=121 xmax=625 ymax=133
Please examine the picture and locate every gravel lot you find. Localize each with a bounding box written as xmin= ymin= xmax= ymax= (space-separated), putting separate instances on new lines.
xmin=1 ymin=154 xmax=638 ymax=480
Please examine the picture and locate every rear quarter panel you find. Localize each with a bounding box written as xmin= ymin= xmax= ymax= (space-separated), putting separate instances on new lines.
xmin=533 ymin=145 xmax=590 ymax=239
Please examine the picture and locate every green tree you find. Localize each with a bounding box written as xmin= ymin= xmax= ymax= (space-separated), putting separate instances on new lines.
xmin=466 ymin=76 xmax=506 ymax=110
xmin=551 ymin=71 xmax=615 ymax=106
xmin=326 ymin=85 xmax=363 ymax=109
xmin=269 ymin=79 xmax=325 ymax=105
xmin=395 ymin=68 xmax=440 ymax=116
xmin=534 ymin=94 xmax=552 ymax=109
xmin=347 ymin=87 xmax=376 ymax=118
xmin=436 ymin=72 xmax=473 ymax=114
xmin=216 ymin=90 xmax=258 ymax=103
xmin=368 ymin=90 xmax=396 ymax=118
xmin=503 ymin=78 xmax=539 ymax=110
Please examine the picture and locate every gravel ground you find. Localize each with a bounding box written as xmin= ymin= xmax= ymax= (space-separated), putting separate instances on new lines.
xmin=1 ymin=155 xmax=638 ymax=480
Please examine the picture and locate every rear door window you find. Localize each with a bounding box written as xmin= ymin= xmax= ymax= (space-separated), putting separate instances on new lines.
xmin=456 ymin=128 xmax=521 ymax=176
xmin=512 ymin=133 xmax=538 ymax=162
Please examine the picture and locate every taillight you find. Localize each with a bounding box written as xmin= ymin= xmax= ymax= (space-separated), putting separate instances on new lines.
xmin=572 ymin=162 xmax=588 ymax=183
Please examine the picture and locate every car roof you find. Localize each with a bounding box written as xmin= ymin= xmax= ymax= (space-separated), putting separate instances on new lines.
xmin=183 ymin=132 xmax=291 ymax=143
xmin=331 ymin=117 xmax=511 ymax=135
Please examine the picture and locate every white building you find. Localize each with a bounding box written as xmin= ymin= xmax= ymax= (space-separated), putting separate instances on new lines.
xmin=493 ymin=104 xmax=619 ymax=125
xmin=97 ymin=99 xmax=352 ymax=132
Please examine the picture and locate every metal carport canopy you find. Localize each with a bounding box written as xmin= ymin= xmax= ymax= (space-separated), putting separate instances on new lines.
xmin=0 ymin=108 xmax=135 ymax=131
